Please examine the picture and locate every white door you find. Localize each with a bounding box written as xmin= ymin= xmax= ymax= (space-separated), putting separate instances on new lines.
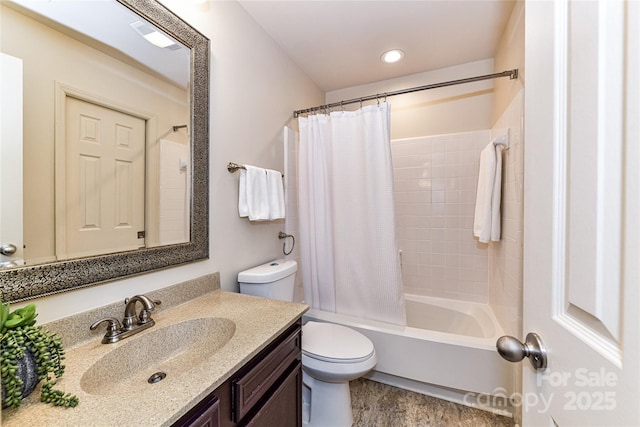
xmin=521 ymin=0 xmax=639 ymax=425
xmin=60 ymin=97 xmax=145 ymax=259
xmin=0 ymin=53 xmax=24 ymax=267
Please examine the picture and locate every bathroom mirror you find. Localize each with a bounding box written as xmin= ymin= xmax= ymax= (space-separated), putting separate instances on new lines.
xmin=0 ymin=0 xmax=209 ymax=302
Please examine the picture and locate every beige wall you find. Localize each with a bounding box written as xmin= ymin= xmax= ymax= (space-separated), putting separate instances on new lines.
xmin=326 ymin=59 xmax=496 ymax=139
xmin=492 ymin=0 xmax=525 ymax=123
xmin=8 ymin=0 xmax=323 ymax=322
xmin=1 ymin=5 xmax=189 ymax=264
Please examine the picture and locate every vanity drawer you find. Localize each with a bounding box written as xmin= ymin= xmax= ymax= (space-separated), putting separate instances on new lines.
xmin=232 ymin=323 xmax=301 ymax=422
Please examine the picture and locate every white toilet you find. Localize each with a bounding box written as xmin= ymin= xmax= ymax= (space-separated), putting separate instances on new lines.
xmin=238 ymin=260 xmax=377 ymax=427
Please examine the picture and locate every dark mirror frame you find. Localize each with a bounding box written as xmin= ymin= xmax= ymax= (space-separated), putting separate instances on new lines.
xmin=0 ymin=0 xmax=209 ymax=303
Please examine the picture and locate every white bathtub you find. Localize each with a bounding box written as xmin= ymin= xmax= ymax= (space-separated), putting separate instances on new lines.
xmin=303 ymin=294 xmax=514 ymax=398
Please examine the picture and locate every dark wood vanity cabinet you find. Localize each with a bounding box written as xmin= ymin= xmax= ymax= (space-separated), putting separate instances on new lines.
xmin=243 ymin=361 xmax=302 ymax=427
xmin=174 ymin=320 xmax=302 ymax=427
xmin=176 ymin=394 xmax=221 ymax=427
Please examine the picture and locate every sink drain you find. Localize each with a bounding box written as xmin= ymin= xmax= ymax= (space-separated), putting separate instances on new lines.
xmin=148 ymin=371 xmax=167 ymax=384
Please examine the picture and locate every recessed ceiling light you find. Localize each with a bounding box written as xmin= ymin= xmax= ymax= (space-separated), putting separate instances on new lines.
xmin=381 ymin=49 xmax=405 ymax=64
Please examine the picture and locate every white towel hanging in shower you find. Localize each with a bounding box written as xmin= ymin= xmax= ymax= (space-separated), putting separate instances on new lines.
xmin=473 ymin=142 xmax=502 ymax=243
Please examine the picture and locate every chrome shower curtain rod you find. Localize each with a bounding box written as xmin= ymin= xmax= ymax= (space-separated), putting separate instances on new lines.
xmin=293 ymin=69 xmax=518 ymax=118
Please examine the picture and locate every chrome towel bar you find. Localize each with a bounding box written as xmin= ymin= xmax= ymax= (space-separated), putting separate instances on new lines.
xmin=227 ymin=162 xmax=246 ymax=173
xmin=227 ymin=162 xmax=284 ymax=178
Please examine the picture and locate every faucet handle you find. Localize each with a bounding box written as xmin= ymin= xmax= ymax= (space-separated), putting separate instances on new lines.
xmin=138 ymin=300 xmax=161 ymax=324
xmin=90 ymin=317 xmax=122 ymax=338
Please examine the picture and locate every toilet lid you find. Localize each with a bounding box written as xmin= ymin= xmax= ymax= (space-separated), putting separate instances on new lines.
xmin=302 ymin=321 xmax=374 ymax=363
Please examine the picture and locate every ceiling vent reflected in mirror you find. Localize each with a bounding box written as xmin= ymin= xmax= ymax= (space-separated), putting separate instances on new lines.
xmin=130 ymin=20 xmax=181 ymax=50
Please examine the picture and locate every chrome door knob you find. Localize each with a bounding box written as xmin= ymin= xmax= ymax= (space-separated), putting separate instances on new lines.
xmin=0 ymin=244 xmax=17 ymax=256
xmin=496 ymin=332 xmax=548 ymax=370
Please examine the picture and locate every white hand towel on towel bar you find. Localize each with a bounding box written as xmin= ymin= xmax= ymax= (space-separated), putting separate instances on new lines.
xmin=238 ymin=165 xmax=270 ymax=221
xmin=473 ymin=142 xmax=503 ymax=243
xmin=266 ymin=169 xmax=285 ymax=220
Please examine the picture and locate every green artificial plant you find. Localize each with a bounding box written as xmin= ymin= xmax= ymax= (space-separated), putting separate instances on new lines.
xmin=0 ymin=300 xmax=78 ymax=409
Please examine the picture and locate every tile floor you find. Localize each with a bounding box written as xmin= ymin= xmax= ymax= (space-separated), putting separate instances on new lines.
xmin=350 ymin=379 xmax=515 ymax=427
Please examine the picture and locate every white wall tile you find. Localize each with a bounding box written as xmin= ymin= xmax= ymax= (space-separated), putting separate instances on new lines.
xmin=488 ymin=89 xmax=524 ymax=337
xmin=392 ymin=130 xmax=490 ymax=303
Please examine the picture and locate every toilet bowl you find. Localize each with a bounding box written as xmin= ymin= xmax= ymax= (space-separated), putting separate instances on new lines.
xmin=301 ymin=321 xmax=377 ymax=427
xmin=238 ymin=260 xmax=377 ymax=427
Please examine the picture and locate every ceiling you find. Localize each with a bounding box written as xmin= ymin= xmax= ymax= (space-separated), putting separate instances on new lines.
xmin=238 ymin=0 xmax=516 ymax=92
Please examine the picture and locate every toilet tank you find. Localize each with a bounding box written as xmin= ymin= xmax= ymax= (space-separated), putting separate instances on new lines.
xmin=237 ymin=259 xmax=297 ymax=302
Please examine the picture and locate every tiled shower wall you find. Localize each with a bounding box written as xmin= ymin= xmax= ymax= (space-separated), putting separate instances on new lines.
xmin=158 ymin=139 xmax=190 ymax=245
xmin=489 ymin=89 xmax=524 ymax=338
xmin=391 ymin=130 xmax=491 ymax=303
xmin=489 ymin=90 xmax=524 ymax=418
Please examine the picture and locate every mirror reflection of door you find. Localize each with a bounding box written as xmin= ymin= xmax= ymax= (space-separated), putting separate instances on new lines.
xmin=2 ymin=1 xmax=192 ymax=268
xmin=0 ymin=53 xmax=24 ymax=267
xmin=59 ymin=96 xmax=145 ymax=260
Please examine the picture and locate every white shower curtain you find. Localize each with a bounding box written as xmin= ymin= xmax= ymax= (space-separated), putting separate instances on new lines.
xmin=298 ymin=103 xmax=406 ymax=325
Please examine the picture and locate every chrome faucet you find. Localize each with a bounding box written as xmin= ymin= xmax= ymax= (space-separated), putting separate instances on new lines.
xmin=90 ymin=294 xmax=161 ymax=344
xmin=122 ymin=294 xmax=157 ymax=330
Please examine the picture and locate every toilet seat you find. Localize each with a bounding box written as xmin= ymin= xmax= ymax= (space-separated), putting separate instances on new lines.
xmin=301 ymin=321 xmax=377 ymax=426
xmin=302 ymin=321 xmax=375 ymax=363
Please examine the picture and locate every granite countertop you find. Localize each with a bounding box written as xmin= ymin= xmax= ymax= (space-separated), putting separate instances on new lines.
xmin=1 ymin=276 xmax=308 ymax=426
